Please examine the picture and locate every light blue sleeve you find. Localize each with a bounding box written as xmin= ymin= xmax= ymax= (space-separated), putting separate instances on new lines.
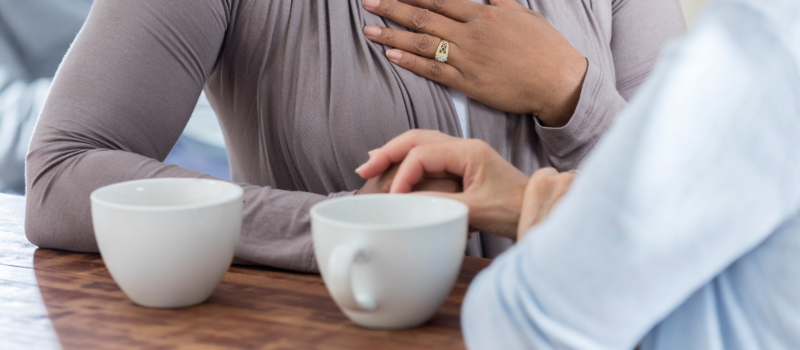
xmin=461 ymin=1 xmax=800 ymax=349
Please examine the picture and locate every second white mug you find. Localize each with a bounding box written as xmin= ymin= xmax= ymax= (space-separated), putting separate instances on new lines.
xmin=310 ymin=194 xmax=468 ymax=329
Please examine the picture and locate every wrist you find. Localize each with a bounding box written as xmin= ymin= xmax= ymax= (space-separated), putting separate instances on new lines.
xmin=473 ymin=173 xmax=529 ymax=239
xmin=537 ymin=56 xmax=588 ymax=127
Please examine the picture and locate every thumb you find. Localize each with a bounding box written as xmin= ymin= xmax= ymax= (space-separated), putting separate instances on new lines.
xmin=489 ymin=0 xmax=528 ymax=12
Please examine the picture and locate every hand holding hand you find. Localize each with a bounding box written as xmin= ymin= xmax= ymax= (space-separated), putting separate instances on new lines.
xmin=356 ymin=130 xmax=529 ymax=238
xmin=356 ymin=162 xmax=462 ymax=195
xmin=362 ymin=0 xmax=588 ymax=127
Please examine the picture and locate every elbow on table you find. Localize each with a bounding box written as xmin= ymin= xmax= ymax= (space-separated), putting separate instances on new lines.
xmin=24 ymin=150 xmax=100 ymax=253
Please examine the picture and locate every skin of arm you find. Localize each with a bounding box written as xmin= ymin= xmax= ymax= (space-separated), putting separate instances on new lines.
xmin=356 ymin=130 xmax=575 ymax=238
xmin=361 ymin=0 xmax=685 ymax=127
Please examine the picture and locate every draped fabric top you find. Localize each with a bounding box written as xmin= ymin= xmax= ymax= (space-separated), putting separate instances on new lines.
xmin=24 ymin=0 xmax=685 ymax=272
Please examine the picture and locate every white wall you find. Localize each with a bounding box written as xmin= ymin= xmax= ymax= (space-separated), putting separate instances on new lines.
xmin=680 ymin=0 xmax=710 ymax=26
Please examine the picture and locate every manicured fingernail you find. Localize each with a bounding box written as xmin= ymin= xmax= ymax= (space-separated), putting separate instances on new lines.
xmin=363 ymin=0 xmax=379 ymax=9
xmin=355 ymin=163 xmax=367 ymax=174
xmin=364 ymin=26 xmax=381 ymax=38
xmin=386 ymin=49 xmax=402 ymax=61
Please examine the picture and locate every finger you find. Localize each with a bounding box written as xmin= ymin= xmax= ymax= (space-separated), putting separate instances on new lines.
xmin=411 ymin=178 xmax=463 ymax=193
xmin=517 ymin=170 xmax=557 ymax=238
xmin=398 ymin=0 xmax=483 ymax=22
xmin=378 ymin=163 xmax=461 ymax=193
xmin=390 ymin=142 xmax=472 ymax=194
xmin=364 ymin=26 xmax=461 ymax=63
xmin=362 ymin=0 xmax=464 ymax=39
xmin=385 ymin=49 xmax=465 ymax=89
xmin=517 ymin=170 xmax=572 ymax=239
xmin=549 ymin=173 xmax=576 ymax=206
xmin=405 ymin=190 xmax=464 ymax=203
xmin=356 ymin=130 xmax=455 ymax=179
xmin=489 ymin=0 xmax=529 ymax=12
xmin=517 ymin=179 xmax=542 ymax=239
xmin=531 ymin=167 xmax=559 ymax=178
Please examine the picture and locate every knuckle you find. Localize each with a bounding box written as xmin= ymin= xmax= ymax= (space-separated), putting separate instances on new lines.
xmin=468 ymin=29 xmax=489 ymax=46
xmin=411 ymin=9 xmax=433 ymax=30
xmin=532 ymin=167 xmax=556 ymax=180
xmin=381 ymin=0 xmax=398 ymax=16
xmin=430 ymin=0 xmax=447 ymax=13
xmin=407 ymin=129 xmax=427 ymax=141
xmin=525 ymin=176 xmax=543 ymax=196
xmin=467 ymin=139 xmax=492 ymax=155
xmin=404 ymin=53 xmax=419 ymax=69
xmin=413 ymin=34 xmax=433 ymax=53
xmin=407 ymin=147 xmax=426 ymax=162
xmin=477 ymin=7 xmax=498 ymax=22
xmin=408 ymin=128 xmax=425 ymax=137
xmin=385 ymin=29 xmax=397 ymax=44
xmin=427 ymin=61 xmax=443 ymax=78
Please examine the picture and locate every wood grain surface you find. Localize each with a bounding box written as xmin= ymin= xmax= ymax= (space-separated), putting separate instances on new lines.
xmin=0 ymin=194 xmax=491 ymax=349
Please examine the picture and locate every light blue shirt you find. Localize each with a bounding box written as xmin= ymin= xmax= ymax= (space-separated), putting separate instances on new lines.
xmin=461 ymin=0 xmax=800 ymax=349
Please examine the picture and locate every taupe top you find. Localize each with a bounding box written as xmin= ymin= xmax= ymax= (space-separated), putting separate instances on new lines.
xmin=25 ymin=0 xmax=685 ymax=272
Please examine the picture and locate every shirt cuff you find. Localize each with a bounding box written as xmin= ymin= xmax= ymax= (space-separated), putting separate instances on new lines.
xmin=534 ymin=59 xmax=627 ymax=165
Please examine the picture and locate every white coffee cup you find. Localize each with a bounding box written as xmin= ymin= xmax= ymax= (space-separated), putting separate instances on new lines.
xmin=310 ymin=194 xmax=468 ymax=329
xmin=90 ymin=178 xmax=243 ymax=308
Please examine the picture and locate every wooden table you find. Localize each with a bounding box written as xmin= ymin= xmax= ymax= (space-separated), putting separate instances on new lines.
xmin=0 ymin=193 xmax=490 ymax=349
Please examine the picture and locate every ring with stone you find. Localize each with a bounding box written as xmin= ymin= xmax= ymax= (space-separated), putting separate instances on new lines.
xmin=435 ymin=40 xmax=450 ymax=63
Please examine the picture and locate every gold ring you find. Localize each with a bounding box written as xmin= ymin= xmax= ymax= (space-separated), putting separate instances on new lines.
xmin=435 ymin=40 xmax=449 ymax=63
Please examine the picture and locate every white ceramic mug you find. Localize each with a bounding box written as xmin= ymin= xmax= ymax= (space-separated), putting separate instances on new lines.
xmin=91 ymin=178 xmax=243 ymax=308
xmin=310 ymin=194 xmax=468 ymax=329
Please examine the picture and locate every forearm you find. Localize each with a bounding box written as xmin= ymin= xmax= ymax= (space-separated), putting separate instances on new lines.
xmin=25 ymin=142 xmax=349 ymax=272
xmin=534 ymin=0 xmax=685 ymax=171
xmin=534 ymin=59 xmax=627 ymax=171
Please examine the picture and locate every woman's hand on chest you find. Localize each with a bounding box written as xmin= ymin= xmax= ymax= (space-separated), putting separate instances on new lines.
xmin=362 ymin=0 xmax=587 ymax=127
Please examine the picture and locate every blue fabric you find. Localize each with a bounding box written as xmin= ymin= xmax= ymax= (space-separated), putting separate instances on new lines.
xmin=461 ymin=0 xmax=800 ymax=349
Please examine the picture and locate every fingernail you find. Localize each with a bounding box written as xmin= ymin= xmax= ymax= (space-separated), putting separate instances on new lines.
xmin=363 ymin=0 xmax=379 ymax=9
xmin=386 ymin=49 xmax=402 ymax=61
xmin=355 ymin=164 xmax=366 ymax=174
xmin=367 ymin=149 xmax=379 ymax=157
xmin=364 ymin=26 xmax=381 ymax=38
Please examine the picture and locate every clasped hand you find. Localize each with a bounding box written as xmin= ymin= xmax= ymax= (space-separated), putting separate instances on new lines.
xmin=362 ymin=0 xmax=588 ymax=127
xmin=357 ymin=130 xmax=576 ymax=240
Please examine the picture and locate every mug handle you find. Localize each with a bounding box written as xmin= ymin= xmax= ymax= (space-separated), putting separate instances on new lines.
xmin=328 ymin=242 xmax=378 ymax=312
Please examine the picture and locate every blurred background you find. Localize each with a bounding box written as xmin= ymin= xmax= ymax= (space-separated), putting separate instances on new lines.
xmin=0 ymin=0 xmax=710 ymax=195
xmin=680 ymin=0 xmax=710 ymax=27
